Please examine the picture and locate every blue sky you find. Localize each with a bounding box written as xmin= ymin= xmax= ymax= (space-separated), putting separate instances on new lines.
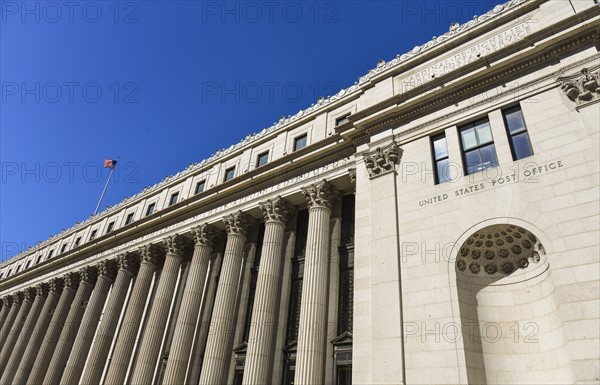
xmin=0 ymin=0 xmax=505 ymax=261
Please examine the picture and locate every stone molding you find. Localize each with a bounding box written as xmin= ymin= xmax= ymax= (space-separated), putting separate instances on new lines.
xmin=558 ymin=66 xmax=600 ymax=105
xmin=363 ymin=141 xmax=402 ymax=178
xmin=259 ymin=196 xmax=293 ymax=225
xmin=301 ymin=180 xmax=339 ymax=210
xmin=223 ymin=211 xmax=255 ymax=238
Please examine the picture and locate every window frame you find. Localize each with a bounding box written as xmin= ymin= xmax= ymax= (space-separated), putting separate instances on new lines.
xmin=169 ymin=192 xmax=179 ymax=206
xmin=502 ymin=105 xmax=534 ymax=161
xmin=256 ymin=151 xmax=269 ymax=168
xmin=293 ymin=134 xmax=308 ymax=152
xmin=89 ymin=229 xmax=98 ymax=241
xmin=458 ymin=118 xmax=499 ymax=175
xmin=195 ymin=180 xmax=206 ymax=195
xmin=224 ymin=166 xmax=236 ymax=182
xmin=146 ymin=203 xmax=156 ymax=217
xmin=431 ymin=133 xmax=451 ymax=184
xmin=335 ymin=114 xmax=350 ymax=126
xmin=60 ymin=244 xmax=68 ymax=253
xmin=125 ymin=212 xmax=135 ymax=225
xmin=106 ymin=221 xmax=115 ymax=234
xmin=75 ymin=236 xmax=82 ymax=246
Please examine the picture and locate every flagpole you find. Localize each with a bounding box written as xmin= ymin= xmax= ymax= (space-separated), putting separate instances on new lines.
xmin=94 ymin=167 xmax=115 ymax=215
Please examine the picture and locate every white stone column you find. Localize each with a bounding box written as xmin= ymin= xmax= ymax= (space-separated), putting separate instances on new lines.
xmin=130 ymin=234 xmax=188 ymax=385
xmin=187 ymin=251 xmax=223 ymax=385
xmin=13 ymin=278 xmax=63 ymax=385
xmin=294 ymin=180 xmax=338 ymax=385
xmin=199 ymin=211 xmax=254 ymax=385
xmin=60 ymin=259 xmax=117 ymax=385
xmin=163 ymin=224 xmax=216 ymax=385
xmin=103 ymin=244 xmax=162 ymax=385
xmin=0 ymin=283 xmax=49 ymax=385
xmin=27 ymin=273 xmax=79 ymax=385
xmin=0 ymin=293 xmax=20 ymax=350
xmin=242 ymin=196 xmax=292 ymax=385
xmin=80 ymin=254 xmax=139 ymax=385
xmin=43 ymin=266 xmax=97 ymax=385
xmin=0 ymin=287 xmax=35 ymax=373
xmin=0 ymin=297 xmax=11 ymax=332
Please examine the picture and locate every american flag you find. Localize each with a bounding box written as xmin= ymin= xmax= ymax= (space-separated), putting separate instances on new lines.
xmin=104 ymin=159 xmax=117 ymax=169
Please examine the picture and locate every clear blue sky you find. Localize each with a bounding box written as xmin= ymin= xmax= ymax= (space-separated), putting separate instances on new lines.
xmin=0 ymin=0 xmax=505 ymax=261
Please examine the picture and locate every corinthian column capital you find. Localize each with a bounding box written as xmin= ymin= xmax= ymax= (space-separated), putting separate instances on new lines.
xmin=2 ymin=296 xmax=12 ymax=308
xmin=301 ymin=179 xmax=339 ymax=210
xmin=259 ymin=196 xmax=293 ymax=225
xmin=49 ymin=277 xmax=64 ymax=293
xmin=362 ymin=141 xmax=402 ymax=178
xmin=139 ymin=243 xmax=163 ymax=267
xmin=117 ymin=253 xmax=140 ymax=274
xmin=97 ymin=259 xmax=118 ymax=280
xmin=80 ymin=265 xmax=99 ymax=285
xmin=35 ymin=283 xmax=50 ymax=298
xmin=192 ymin=224 xmax=216 ymax=249
xmin=163 ymin=234 xmax=188 ymax=259
xmin=24 ymin=287 xmax=37 ymax=302
xmin=11 ymin=291 xmax=24 ymax=305
xmin=223 ymin=211 xmax=255 ymax=237
xmin=64 ymin=271 xmax=80 ymax=289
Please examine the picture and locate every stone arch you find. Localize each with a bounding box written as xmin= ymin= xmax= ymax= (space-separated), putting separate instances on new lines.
xmin=454 ymin=223 xmax=575 ymax=385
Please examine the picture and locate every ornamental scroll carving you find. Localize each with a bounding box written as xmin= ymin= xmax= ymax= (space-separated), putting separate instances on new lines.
xmin=1 ymin=296 xmax=12 ymax=308
xmin=139 ymin=243 xmax=163 ymax=267
xmin=118 ymin=253 xmax=140 ymax=274
xmin=35 ymin=283 xmax=49 ymax=298
xmin=558 ymin=67 xmax=600 ymax=105
xmin=363 ymin=141 xmax=402 ymax=178
xmin=24 ymin=287 xmax=37 ymax=302
xmin=301 ymin=180 xmax=339 ymax=210
xmin=97 ymin=259 xmax=118 ymax=280
xmin=63 ymin=272 xmax=80 ymax=289
xmin=192 ymin=224 xmax=216 ymax=249
xmin=49 ymin=278 xmax=64 ymax=293
xmin=223 ymin=211 xmax=255 ymax=238
xmin=80 ymin=266 xmax=99 ymax=285
xmin=259 ymin=196 xmax=293 ymax=225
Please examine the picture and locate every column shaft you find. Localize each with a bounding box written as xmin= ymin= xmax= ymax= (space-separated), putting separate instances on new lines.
xmin=61 ymin=261 xmax=116 ymax=385
xmin=0 ymin=298 xmax=20 ymax=351
xmin=1 ymin=287 xmax=48 ymax=385
xmin=0 ymin=292 xmax=33 ymax=373
xmin=13 ymin=285 xmax=62 ymax=385
xmin=103 ymin=250 xmax=158 ymax=385
xmin=199 ymin=215 xmax=250 ymax=385
xmin=43 ymin=278 xmax=95 ymax=385
xmin=0 ymin=301 xmax=10 ymax=332
xmin=163 ymin=225 xmax=214 ymax=385
xmin=294 ymin=180 xmax=336 ymax=385
xmin=129 ymin=236 xmax=185 ymax=385
xmin=27 ymin=281 xmax=78 ymax=385
xmin=80 ymin=256 xmax=136 ymax=385
xmin=243 ymin=220 xmax=287 ymax=385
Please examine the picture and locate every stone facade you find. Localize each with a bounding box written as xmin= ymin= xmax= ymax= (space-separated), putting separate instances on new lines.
xmin=0 ymin=1 xmax=598 ymax=384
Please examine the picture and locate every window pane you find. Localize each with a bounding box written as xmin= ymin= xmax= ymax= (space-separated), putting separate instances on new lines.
xmin=196 ymin=181 xmax=205 ymax=194
xmin=505 ymin=107 xmax=526 ymax=134
xmin=464 ymin=150 xmax=482 ymax=174
xmin=475 ymin=121 xmax=493 ymax=144
xmin=294 ymin=135 xmax=307 ymax=151
xmin=436 ymin=159 xmax=452 ymax=184
xmin=461 ymin=127 xmax=477 ymax=150
xmin=257 ymin=152 xmax=268 ymax=167
xmin=225 ymin=168 xmax=235 ymax=181
xmin=511 ymin=132 xmax=534 ymax=160
xmin=433 ymin=137 xmax=448 ymax=160
xmin=480 ymin=144 xmax=498 ymax=170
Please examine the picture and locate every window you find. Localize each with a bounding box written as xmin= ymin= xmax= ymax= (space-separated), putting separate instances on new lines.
xmin=169 ymin=192 xmax=179 ymax=206
xmin=224 ymin=166 xmax=236 ymax=182
xmin=15 ymin=266 xmax=20 ymax=274
xmin=195 ymin=180 xmax=206 ymax=194
xmin=431 ymin=134 xmax=451 ymax=184
xmin=89 ymin=229 xmax=98 ymax=241
xmin=60 ymin=244 xmax=67 ymax=253
xmin=125 ymin=213 xmax=135 ymax=225
xmin=0 ymin=273 xmax=3 ymax=279
xmin=336 ymin=114 xmax=350 ymax=126
xmin=7 ymin=270 xmax=11 ymax=277
xmin=106 ymin=222 xmax=115 ymax=234
xmin=25 ymin=261 xmax=31 ymax=269
xmin=459 ymin=119 xmax=498 ymax=175
xmin=36 ymin=255 xmax=42 ymax=264
xmin=146 ymin=203 xmax=156 ymax=216
xmin=256 ymin=151 xmax=269 ymax=167
xmin=503 ymin=106 xmax=534 ymax=160
xmin=47 ymin=250 xmax=54 ymax=259
xmin=75 ymin=237 xmax=81 ymax=246
xmin=293 ymin=134 xmax=307 ymax=151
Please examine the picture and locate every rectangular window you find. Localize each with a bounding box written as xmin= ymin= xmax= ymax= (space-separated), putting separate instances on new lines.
xmin=60 ymin=244 xmax=67 ymax=253
xmin=0 ymin=273 xmax=3 ymax=279
xmin=125 ymin=213 xmax=135 ymax=225
xmin=224 ymin=166 xmax=236 ymax=182
xmin=36 ymin=255 xmax=42 ymax=264
xmin=106 ymin=222 xmax=115 ymax=234
xmin=293 ymin=134 xmax=307 ymax=151
xmin=335 ymin=114 xmax=350 ymax=126
xmin=25 ymin=261 xmax=31 ymax=269
xmin=256 ymin=151 xmax=269 ymax=167
xmin=431 ymin=134 xmax=451 ymax=184
xmin=75 ymin=237 xmax=81 ymax=246
xmin=503 ymin=106 xmax=534 ymax=160
xmin=169 ymin=192 xmax=179 ymax=206
xmin=89 ymin=229 xmax=98 ymax=241
xmin=459 ymin=118 xmax=498 ymax=175
xmin=47 ymin=250 xmax=54 ymax=259
xmin=16 ymin=266 xmax=20 ymax=273
xmin=146 ymin=203 xmax=156 ymax=216
xmin=195 ymin=180 xmax=206 ymax=194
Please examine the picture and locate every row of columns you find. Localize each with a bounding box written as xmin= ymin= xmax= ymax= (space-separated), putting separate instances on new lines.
xmin=0 ymin=179 xmax=338 ymax=385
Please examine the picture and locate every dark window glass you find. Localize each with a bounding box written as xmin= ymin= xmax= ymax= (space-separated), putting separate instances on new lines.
xmin=503 ymin=106 xmax=534 ymax=160
xmin=293 ymin=134 xmax=307 ymax=151
xmin=459 ymin=119 xmax=498 ymax=175
xmin=336 ymin=114 xmax=350 ymax=126
xmin=169 ymin=192 xmax=179 ymax=206
xmin=89 ymin=229 xmax=98 ymax=240
xmin=36 ymin=255 xmax=42 ymax=264
xmin=25 ymin=261 xmax=31 ymax=269
xmin=106 ymin=222 xmax=115 ymax=233
xmin=224 ymin=167 xmax=236 ymax=181
xmin=256 ymin=152 xmax=269 ymax=167
xmin=146 ymin=203 xmax=156 ymax=216
xmin=195 ymin=180 xmax=206 ymax=194
xmin=61 ymin=244 xmax=67 ymax=253
xmin=0 ymin=273 xmax=3 ymax=279
xmin=16 ymin=266 xmax=20 ymax=273
xmin=125 ymin=213 xmax=135 ymax=225
xmin=47 ymin=250 xmax=54 ymax=259
xmin=75 ymin=237 xmax=81 ymax=246
xmin=431 ymin=134 xmax=451 ymax=184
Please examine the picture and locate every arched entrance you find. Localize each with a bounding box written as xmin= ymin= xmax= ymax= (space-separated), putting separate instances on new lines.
xmin=455 ymin=224 xmax=575 ymax=384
